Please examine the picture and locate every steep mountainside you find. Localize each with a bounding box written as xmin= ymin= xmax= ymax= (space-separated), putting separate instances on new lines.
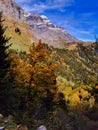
xmin=4 ymin=18 xmax=37 ymax=52
xmin=0 ymin=0 xmax=37 ymax=51
xmin=0 ymin=0 xmax=79 ymax=49
xmin=42 ymin=42 xmax=98 ymax=86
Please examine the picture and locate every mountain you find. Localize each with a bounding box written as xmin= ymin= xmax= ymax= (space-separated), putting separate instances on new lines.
xmin=26 ymin=14 xmax=78 ymax=48
xmin=0 ymin=0 xmax=79 ymax=49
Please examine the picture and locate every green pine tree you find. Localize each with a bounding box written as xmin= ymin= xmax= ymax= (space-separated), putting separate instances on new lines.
xmin=0 ymin=12 xmax=11 ymax=113
xmin=0 ymin=12 xmax=10 ymax=79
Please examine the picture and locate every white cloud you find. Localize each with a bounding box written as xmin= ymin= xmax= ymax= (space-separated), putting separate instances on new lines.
xmin=50 ymin=13 xmax=95 ymax=41
xmin=64 ymin=23 xmax=94 ymax=41
xmin=14 ymin=0 xmax=33 ymax=4
xmin=14 ymin=0 xmax=74 ymax=13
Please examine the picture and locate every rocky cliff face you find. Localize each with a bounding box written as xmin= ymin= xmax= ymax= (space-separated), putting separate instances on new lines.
xmin=26 ymin=14 xmax=78 ymax=47
xmin=0 ymin=0 xmax=25 ymax=22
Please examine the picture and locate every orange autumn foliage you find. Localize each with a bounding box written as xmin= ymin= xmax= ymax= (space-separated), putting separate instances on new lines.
xmin=10 ymin=53 xmax=32 ymax=87
xmin=9 ymin=42 xmax=61 ymax=113
xmin=28 ymin=43 xmax=59 ymax=105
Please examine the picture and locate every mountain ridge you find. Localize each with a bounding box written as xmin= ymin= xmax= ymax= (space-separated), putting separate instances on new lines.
xmin=26 ymin=13 xmax=78 ymax=48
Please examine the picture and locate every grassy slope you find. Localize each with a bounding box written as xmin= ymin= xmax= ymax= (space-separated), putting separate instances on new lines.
xmin=4 ymin=18 xmax=37 ymax=52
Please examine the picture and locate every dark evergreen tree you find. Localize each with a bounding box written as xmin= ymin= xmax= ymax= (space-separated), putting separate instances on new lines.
xmin=0 ymin=12 xmax=11 ymax=113
xmin=0 ymin=12 xmax=10 ymax=78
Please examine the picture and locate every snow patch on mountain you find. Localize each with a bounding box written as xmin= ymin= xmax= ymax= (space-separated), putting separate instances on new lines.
xmin=24 ymin=12 xmax=31 ymax=17
xmin=40 ymin=15 xmax=48 ymax=19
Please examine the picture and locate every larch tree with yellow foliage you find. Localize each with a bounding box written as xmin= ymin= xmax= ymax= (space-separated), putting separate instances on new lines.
xmin=25 ymin=43 xmax=60 ymax=120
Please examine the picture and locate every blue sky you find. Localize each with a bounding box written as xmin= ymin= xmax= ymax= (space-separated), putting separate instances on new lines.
xmin=14 ymin=0 xmax=98 ymax=41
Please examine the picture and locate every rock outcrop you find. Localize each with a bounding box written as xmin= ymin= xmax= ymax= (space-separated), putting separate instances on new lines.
xmin=0 ymin=0 xmax=25 ymax=22
xmin=37 ymin=125 xmax=47 ymax=130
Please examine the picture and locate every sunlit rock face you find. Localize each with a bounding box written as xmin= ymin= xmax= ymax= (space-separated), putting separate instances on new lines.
xmin=0 ymin=0 xmax=26 ymax=22
xmin=26 ymin=14 xmax=78 ymax=48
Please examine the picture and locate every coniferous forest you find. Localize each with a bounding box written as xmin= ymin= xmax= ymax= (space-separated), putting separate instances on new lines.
xmin=0 ymin=12 xmax=98 ymax=130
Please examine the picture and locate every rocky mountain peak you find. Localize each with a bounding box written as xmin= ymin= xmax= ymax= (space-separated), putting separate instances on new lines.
xmin=26 ymin=14 xmax=78 ymax=48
